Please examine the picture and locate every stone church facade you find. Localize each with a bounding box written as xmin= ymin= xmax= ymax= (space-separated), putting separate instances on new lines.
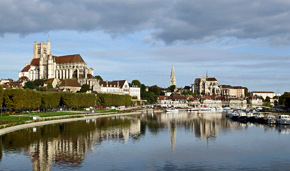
xmin=19 ymin=39 xmax=94 ymax=81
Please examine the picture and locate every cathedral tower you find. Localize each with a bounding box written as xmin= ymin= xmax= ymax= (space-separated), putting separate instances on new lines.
xmin=170 ymin=65 xmax=176 ymax=87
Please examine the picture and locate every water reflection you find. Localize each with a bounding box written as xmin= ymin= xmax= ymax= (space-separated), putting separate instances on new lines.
xmin=0 ymin=112 xmax=290 ymax=170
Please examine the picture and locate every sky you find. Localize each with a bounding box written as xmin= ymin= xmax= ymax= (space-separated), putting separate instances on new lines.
xmin=0 ymin=0 xmax=290 ymax=94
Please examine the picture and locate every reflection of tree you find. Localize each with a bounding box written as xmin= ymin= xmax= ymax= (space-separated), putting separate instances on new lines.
xmin=1 ymin=117 xmax=138 ymax=170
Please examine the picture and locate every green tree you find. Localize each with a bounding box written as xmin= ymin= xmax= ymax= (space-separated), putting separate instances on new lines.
xmin=132 ymin=80 xmax=141 ymax=87
xmin=23 ymin=81 xmax=35 ymax=89
xmin=169 ymin=85 xmax=176 ymax=92
xmin=33 ymin=79 xmax=46 ymax=87
xmin=149 ymin=85 xmax=162 ymax=96
xmin=80 ymin=84 xmax=90 ymax=93
xmin=47 ymin=83 xmax=53 ymax=90
xmin=95 ymin=75 xmax=103 ymax=81
xmin=243 ymin=87 xmax=250 ymax=97
xmin=280 ymin=92 xmax=290 ymax=108
xmin=0 ymin=85 xmax=3 ymax=106
xmin=265 ymin=96 xmax=270 ymax=102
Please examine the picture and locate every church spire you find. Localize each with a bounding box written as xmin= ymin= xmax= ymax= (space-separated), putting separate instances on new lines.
xmin=170 ymin=65 xmax=176 ymax=87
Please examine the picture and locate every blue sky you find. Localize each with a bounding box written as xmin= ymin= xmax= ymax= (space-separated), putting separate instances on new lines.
xmin=0 ymin=0 xmax=290 ymax=94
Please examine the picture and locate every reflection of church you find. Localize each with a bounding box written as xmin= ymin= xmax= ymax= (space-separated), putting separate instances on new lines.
xmin=19 ymin=39 xmax=94 ymax=81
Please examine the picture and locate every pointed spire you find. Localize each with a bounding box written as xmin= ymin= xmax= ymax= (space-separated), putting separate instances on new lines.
xmin=206 ymin=70 xmax=208 ymax=78
xmin=170 ymin=64 xmax=176 ymax=87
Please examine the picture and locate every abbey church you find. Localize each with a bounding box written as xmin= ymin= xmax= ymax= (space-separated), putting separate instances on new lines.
xmin=19 ymin=39 xmax=94 ymax=81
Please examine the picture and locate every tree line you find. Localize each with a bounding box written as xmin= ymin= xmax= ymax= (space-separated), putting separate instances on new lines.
xmin=0 ymin=85 xmax=132 ymax=111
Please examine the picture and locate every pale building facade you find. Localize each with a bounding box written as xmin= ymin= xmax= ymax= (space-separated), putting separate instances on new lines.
xmin=19 ymin=39 xmax=94 ymax=81
xmin=99 ymin=80 xmax=140 ymax=100
xmin=220 ymin=85 xmax=245 ymax=98
xmin=192 ymin=77 xmax=220 ymax=95
xmin=251 ymin=91 xmax=275 ymax=99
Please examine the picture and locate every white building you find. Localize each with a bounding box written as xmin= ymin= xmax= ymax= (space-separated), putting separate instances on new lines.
xmin=251 ymin=91 xmax=275 ymax=99
xmin=19 ymin=39 xmax=94 ymax=81
xmin=99 ymin=80 xmax=140 ymax=100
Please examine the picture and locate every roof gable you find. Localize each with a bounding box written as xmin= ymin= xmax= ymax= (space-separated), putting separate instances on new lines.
xmin=54 ymin=54 xmax=85 ymax=64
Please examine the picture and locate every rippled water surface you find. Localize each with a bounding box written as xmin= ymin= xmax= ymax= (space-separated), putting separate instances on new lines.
xmin=1 ymin=111 xmax=290 ymax=170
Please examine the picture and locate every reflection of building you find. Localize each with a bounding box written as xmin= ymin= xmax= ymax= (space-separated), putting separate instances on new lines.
xmin=25 ymin=117 xmax=141 ymax=170
xmin=170 ymin=122 xmax=177 ymax=152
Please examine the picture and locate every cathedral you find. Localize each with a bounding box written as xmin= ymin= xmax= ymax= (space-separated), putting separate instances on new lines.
xmin=18 ymin=39 xmax=94 ymax=81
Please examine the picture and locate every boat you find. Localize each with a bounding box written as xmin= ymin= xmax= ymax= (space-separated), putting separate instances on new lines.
xmin=238 ymin=110 xmax=247 ymax=121
xmin=230 ymin=110 xmax=239 ymax=120
xmin=166 ymin=108 xmax=179 ymax=113
xmin=246 ymin=112 xmax=255 ymax=122
xmin=275 ymin=115 xmax=290 ymax=125
xmin=254 ymin=113 xmax=264 ymax=123
xmin=263 ymin=114 xmax=276 ymax=124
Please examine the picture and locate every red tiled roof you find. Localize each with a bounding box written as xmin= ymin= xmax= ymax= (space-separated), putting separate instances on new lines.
xmin=60 ymin=79 xmax=81 ymax=87
xmin=31 ymin=58 xmax=40 ymax=66
xmin=53 ymin=54 xmax=85 ymax=64
xmin=21 ymin=65 xmax=31 ymax=72
xmin=100 ymin=80 xmax=126 ymax=88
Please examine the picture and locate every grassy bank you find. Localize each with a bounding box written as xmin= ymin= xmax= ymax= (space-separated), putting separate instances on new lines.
xmin=0 ymin=110 xmax=119 ymax=128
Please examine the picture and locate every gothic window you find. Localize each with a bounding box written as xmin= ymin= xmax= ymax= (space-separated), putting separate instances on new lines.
xmin=38 ymin=48 xmax=41 ymax=54
xmin=43 ymin=48 xmax=47 ymax=54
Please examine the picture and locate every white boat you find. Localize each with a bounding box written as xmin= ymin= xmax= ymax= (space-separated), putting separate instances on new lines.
xmin=166 ymin=108 xmax=179 ymax=113
xmin=254 ymin=113 xmax=264 ymax=123
xmin=230 ymin=110 xmax=239 ymax=120
xmin=238 ymin=110 xmax=247 ymax=121
xmin=275 ymin=115 xmax=290 ymax=125
xmin=246 ymin=112 xmax=255 ymax=121
xmin=263 ymin=114 xmax=276 ymax=124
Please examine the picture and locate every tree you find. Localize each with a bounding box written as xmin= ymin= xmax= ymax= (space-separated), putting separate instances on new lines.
xmin=95 ymin=75 xmax=103 ymax=81
xmin=132 ymin=80 xmax=141 ymax=87
xmin=265 ymin=96 xmax=270 ymax=102
xmin=33 ymin=79 xmax=46 ymax=87
xmin=149 ymin=85 xmax=162 ymax=96
xmin=280 ymin=92 xmax=290 ymax=108
xmin=23 ymin=81 xmax=35 ymax=89
xmin=243 ymin=87 xmax=250 ymax=97
xmin=80 ymin=84 xmax=90 ymax=93
xmin=169 ymin=85 xmax=176 ymax=92
xmin=47 ymin=83 xmax=53 ymax=90
xmin=0 ymin=85 xmax=3 ymax=106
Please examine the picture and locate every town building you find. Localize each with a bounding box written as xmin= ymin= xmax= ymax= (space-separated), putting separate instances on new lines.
xmin=251 ymin=91 xmax=275 ymax=99
xmin=220 ymin=85 xmax=245 ymax=98
xmin=192 ymin=75 xmax=220 ymax=95
xmin=18 ymin=39 xmax=94 ymax=81
xmin=99 ymin=80 xmax=141 ymax=100
xmin=59 ymin=79 xmax=81 ymax=93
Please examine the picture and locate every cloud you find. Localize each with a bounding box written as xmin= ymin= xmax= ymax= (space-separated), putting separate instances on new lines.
xmin=1 ymin=0 xmax=290 ymax=45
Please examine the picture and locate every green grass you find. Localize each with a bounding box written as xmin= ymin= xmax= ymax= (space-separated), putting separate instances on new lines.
xmin=0 ymin=116 xmax=31 ymax=121
xmin=30 ymin=112 xmax=84 ymax=117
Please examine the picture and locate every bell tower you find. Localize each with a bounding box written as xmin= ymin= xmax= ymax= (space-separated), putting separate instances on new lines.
xmin=169 ymin=64 xmax=176 ymax=87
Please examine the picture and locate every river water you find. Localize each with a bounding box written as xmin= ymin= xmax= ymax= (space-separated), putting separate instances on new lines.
xmin=1 ymin=111 xmax=290 ymax=171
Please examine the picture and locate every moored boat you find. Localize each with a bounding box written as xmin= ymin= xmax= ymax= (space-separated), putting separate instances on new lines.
xmin=263 ymin=114 xmax=276 ymax=124
xmin=254 ymin=113 xmax=264 ymax=123
xmin=166 ymin=108 xmax=179 ymax=113
xmin=275 ymin=115 xmax=290 ymax=125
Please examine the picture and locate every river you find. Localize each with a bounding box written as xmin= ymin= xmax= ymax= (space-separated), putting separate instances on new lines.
xmin=1 ymin=111 xmax=290 ymax=170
